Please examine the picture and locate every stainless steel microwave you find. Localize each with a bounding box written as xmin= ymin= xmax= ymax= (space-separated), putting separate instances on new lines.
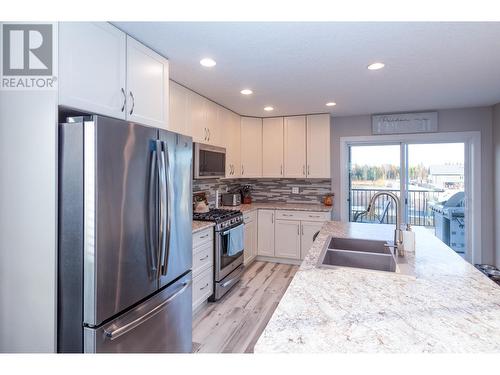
xmin=193 ymin=143 xmax=226 ymax=179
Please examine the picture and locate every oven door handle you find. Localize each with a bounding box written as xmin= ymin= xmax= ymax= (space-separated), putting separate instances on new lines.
xmin=220 ymin=223 xmax=244 ymax=236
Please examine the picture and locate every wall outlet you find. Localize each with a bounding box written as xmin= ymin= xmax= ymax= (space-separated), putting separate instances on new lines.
xmin=292 ymin=187 xmax=300 ymax=194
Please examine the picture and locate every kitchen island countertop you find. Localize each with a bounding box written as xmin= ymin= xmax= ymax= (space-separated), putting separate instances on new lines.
xmin=254 ymin=221 xmax=500 ymax=353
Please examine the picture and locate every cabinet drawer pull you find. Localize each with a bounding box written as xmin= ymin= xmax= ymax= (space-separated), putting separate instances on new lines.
xmin=200 ymin=283 xmax=209 ymax=291
xmin=309 ymin=214 xmax=321 ymax=218
xmin=199 ymin=254 xmax=209 ymax=261
xmin=198 ymin=233 xmax=209 ymax=239
xmin=282 ymin=213 xmax=293 ymax=217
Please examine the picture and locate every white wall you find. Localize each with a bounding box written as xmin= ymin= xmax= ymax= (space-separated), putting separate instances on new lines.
xmin=0 ymin=91 xmax=58 ymax=352
xmin=330 ymin=106 xmax=495 ymax=264
xmin=493 ymin=103 xmax=500 ymax=267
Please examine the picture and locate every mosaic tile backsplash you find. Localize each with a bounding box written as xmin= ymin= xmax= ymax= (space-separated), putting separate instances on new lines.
xmin=193 ymin=178 xmax=332 ymax=207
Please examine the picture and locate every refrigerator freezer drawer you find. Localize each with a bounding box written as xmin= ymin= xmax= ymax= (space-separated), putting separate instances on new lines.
xmin=84 ymin=272 xmax=192 ymax=353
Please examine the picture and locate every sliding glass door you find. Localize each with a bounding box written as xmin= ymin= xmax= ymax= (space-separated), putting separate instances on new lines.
xmin=348 ymin=144 xmax=401 ymax=224
xmin=348 ymin=141 xmax=467 ymax=257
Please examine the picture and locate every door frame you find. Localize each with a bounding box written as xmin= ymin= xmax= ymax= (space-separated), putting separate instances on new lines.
xmin=339 ymin=131 xmax=481 ymax=264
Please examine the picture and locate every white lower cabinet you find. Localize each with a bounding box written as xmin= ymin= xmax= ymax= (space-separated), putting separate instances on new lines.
xmin=243 ymin=211 xmax=258 ymax=265
xmin=300 ymin=221 xmax=324 ymax=259
xmin=192 ymin=268 xmax=213 ymax=311
xmin=257 ymin=210 xmax=275 ymax=256
xmin=255 ymin=210 xmax=328 ymax=261
xmin=240 ymin=117 xmax=263 ymax=177
xmin=274 ymin=219 xmax=301 ymax=259
xmin=192 ymin=227 xmax=214 ymax=312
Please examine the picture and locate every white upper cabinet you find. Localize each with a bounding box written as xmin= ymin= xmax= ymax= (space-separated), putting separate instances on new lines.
xmin=240 ymin=117 xmax=263 ymax=177
xmin=59 ymin=23 xmax=170 ymax=130
xmin=185 ymin=93 xmax=222 ymax=145
xmin=284 ymin=116 xmax=307 ymax=178
xmin=169 ymin=81 xmax=190 ymax=135
xmin=306 ymin=114 xmax=331 ymax=178
xmin=223 ymin=110 xmax=241 ymax=178
xmin=205 ymin=101 xmax=221 ymax=146
xmin=59 ymin=22 xmax=127 ymax=119
xmin=262 ymin=117 xmax=284 ymax=178
xmin=126 ymin=36 xmax=169 ymax=129
xmin=188 ymin=91 xmax=206 ymax=143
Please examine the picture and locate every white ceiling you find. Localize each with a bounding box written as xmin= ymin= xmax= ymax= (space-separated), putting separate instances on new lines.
xmin=114 ymin=22 xmax=500 ymax=117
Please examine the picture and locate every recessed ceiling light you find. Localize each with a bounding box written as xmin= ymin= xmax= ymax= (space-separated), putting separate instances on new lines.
xmin=264 ymin=106 xmax=274 ymax=112
xmin=367 ymin=62 xmax=385 ymax=70
xmin=326 ymin=102 xmax=337 ymax=107
xmin=200 ymin=58 xmax=216 ymax=68
xmin=240 ymin=89 xmax=253 ymax=95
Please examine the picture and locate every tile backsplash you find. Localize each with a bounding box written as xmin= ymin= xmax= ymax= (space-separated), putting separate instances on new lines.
xmin=193 ymin=178 xmax=332 ymax=207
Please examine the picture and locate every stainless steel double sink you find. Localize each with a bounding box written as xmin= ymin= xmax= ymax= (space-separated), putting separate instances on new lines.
xmin=318 ymin=237 xmax=397 ymax=273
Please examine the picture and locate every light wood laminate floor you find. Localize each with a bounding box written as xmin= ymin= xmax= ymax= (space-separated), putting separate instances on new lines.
xmin=192 ymin=261 xmax=298 ymax=353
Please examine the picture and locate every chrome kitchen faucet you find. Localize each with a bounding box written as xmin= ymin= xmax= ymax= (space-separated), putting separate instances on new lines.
xmin=366 ymin=191 xmax=405 ymax=257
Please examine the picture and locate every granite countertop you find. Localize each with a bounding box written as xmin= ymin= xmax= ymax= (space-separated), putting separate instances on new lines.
xmin=192 ymin=220 xmax=215 ymax=234
xmin=221 ymin=202 xmax=333 ymax=213
xmin=254 ymin=221 xmax=500 ymax=353
xmin=193 ymin=203 xmax=331 ymax=233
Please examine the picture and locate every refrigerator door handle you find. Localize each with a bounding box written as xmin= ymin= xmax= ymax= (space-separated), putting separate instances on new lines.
xmin=156 ymin=140 xmax=167 ymax=277
xmin=103 ymin=280 xmax=192 ymax=341
xmin=162 ymin=142 xmax=173 ymax=276
xmin=148 ymin=146 xmax=157 ymax=274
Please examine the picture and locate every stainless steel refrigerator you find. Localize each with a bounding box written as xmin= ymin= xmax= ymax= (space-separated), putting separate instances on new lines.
xmin=58 ymin=115 xmax=193 ymax=353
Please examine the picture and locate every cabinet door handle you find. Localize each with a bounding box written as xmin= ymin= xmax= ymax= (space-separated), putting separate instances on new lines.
xmin=121 ymin=88 xmax=126 ymax=112
xmin=271 ymin=213 xmax=274 ymax=224
xmin=297 ymin=225 xmax=300 ymax=235
xmin=208 ymin=128 xmax=211 ymax=141
xmin=241 ymin=165 xmax=244 ymax=175
xmin=199 ymin=233 xmax=209 ymax=239
xmin=301 ymin=224 xmax=304 ymax=235
xmin=280 ymin=165 xmax=283 ymax=175
xmin=199 ymin=254 xmax=209 ymax=261
xmin=129 ymin=91 xmax=135 ymax=115
xmin=302 ymin=165 xmax=305 ymax=175
xmin=204 ymin=128 xmax=207 ymax=141
xmin=200 ymin=283 xmax=209 ymax=291
xmin=307 ymin=165 xmax=310 ymax=176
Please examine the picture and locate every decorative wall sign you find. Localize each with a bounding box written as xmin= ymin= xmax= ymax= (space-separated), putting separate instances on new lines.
xmin=372 ymin=112 xmax=438 ymax=135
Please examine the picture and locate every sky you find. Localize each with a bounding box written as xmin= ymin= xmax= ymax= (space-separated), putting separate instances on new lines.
xmin=350 ymin=143 xmax=465 ymax=167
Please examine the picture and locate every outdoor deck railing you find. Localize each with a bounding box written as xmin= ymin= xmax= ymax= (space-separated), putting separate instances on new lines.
xmin=349 ymin=188 xmax=443 ymax=227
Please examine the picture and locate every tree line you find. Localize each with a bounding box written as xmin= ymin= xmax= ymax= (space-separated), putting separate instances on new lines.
xmin=351 ymin=164 xmax=430 ymax=181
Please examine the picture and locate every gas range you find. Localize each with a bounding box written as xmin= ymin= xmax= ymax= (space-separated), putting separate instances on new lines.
xmin=193 ymin=208 xmax=245 ymax=301
xmin=193 ymin=208 xmax=243 ymax=231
